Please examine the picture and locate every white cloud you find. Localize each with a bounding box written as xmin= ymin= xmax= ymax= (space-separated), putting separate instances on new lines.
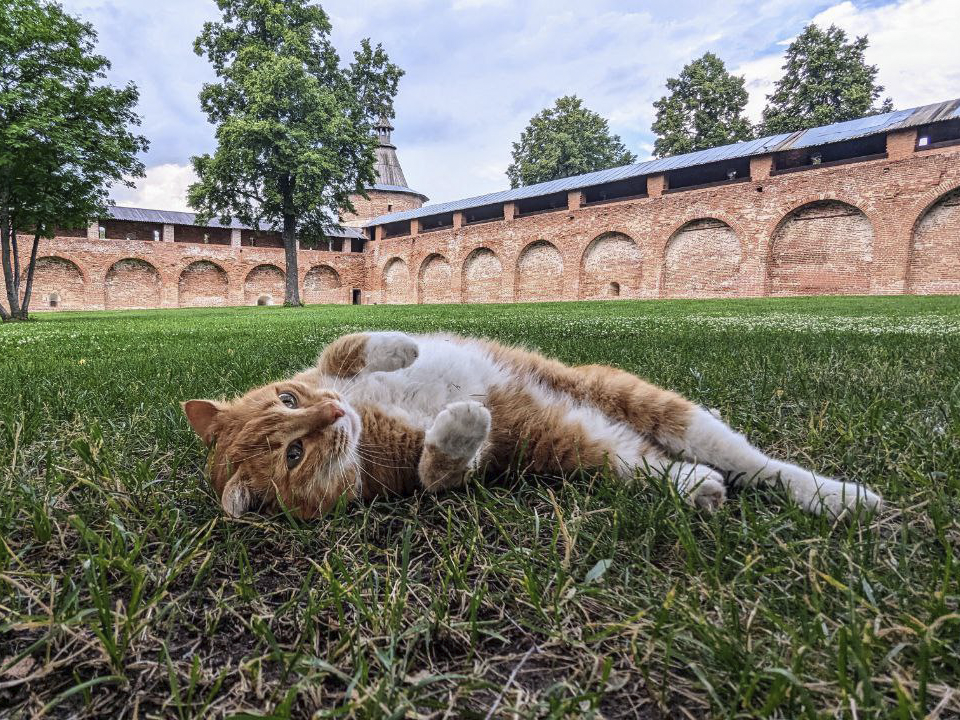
xmin=736 ymin=0 xmax=960 ymax=125
xmin=111 ymin=163 xmax=197 ymax=212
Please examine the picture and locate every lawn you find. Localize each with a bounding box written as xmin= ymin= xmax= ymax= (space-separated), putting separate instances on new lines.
xmin=1 ymin=296 xmax=958 ymax=719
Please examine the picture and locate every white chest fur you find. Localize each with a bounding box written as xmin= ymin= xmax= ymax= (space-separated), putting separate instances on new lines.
xmin=333 ymin=335 xmax=509 ymax=429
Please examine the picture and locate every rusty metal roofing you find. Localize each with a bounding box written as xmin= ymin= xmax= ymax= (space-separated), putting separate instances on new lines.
xmin=106 ymin=206 xmax=365 ymax=239
xmin=367 ymin=97 xmax=960 ymax=227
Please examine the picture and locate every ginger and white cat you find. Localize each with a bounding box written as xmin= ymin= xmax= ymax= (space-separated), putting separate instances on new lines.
xmin=183 ymin=331 xmax=882 ymax=520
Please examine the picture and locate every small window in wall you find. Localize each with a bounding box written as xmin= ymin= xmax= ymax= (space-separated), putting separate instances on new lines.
xmin=153 ymin=229 xmax=160 ymax=241
xmin=49 ymin=292 xmax=60 ymax=308
xmin=773 ymin=134 xmax=887 ymax=173
xmin=382 ymin=220 xmax=411 ymax=238
xmin=350 ymin=238 xmax=365 ymax=253
xmin=98 ymin=226 xmax=106 ymax=239
xmin=257 ymin=294 xmax=273 ymax=306
xmin=608 ymin=282 xmax=620 ymax=297
xmin=582 ymin=176 xmax=647 ymax=205
xmin=666 ymin=157 xmax=751 ymax=192
xmin=915 ymin=118 xmax=960 ymax=149
xmin=419 ymin=212 xmax=454 ymax=232
xmin=516 ymin=191 xmax=569 ymax=216
xmin=464 ymin=203 xmax=504 ymax=225
xmin=352 ymin=288 xmax=361 ymax=305
xmin=387 ymin=204 xmax=393 ymax=212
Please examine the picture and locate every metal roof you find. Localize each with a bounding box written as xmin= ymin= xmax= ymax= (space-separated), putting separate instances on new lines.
xmin=367 ymin=97 xmax=960 ymax=227
xmin=369 ymin=183 xmax=429 ymax=200
xmin=106 ymin=206 xmax=365 ymax=239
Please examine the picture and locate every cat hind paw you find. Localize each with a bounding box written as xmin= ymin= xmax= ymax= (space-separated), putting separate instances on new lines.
xmin=427 ymin=401 xmax=491 ymax=460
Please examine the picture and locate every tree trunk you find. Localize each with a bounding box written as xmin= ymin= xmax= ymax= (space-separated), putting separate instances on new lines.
xmin=1 ymin=212 xmax=22 ymax=319
xmin=17 ymin=231 xmax=41 ymax=320
xmin=282 ymin=212 xmax=302 ymax=306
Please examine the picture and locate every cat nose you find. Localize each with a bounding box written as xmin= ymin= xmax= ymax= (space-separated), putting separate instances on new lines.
xmin=330 ymin=405 xmax=345 ymax=421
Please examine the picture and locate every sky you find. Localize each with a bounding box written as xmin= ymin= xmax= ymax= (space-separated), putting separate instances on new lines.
xmin=59 ymin=0 xmax=960 ymax=211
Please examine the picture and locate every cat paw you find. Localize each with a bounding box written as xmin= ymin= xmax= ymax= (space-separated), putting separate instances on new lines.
xmin=675 ymin=465 xmax=726 ymax=512
xmin=805 ymin=480 xmax=882 ymax=518
xmin=427 ymin=401 xmax=491 ymax=459
xmin=365 ymin=332 xmax=418 ymax=373
xmin=690 ymin=476 xmax=727 ymax=512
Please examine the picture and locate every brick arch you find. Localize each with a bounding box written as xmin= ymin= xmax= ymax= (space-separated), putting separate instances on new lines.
xmin=661 ymin=219 xmax=742 ymax=298
xmin=767 ymin=200 xmax=875 ymax=296
xmin=243 ymin=264 xmax=285 ymax=305
xmin=579 ymin=232 xmax=641 ymax=299
xmin=303 ymin=264 xmax=342 ymax=304
xmin=656 ymin=211 xmax=749 ymax=255
xmin=515 ymin=240 xmax=563 ymax=302
xmin=104 ymin=258 xmax=162 ymax=309
xmin=417 ymin=253 xmax=453 ymax=304
xmin=762 ymin=192 xmax=877 ymax=245
xmin=22 ymin=256 xmax=86 ymax=310
xmin=178 ymin=260 xmax=229 ymax=307
xmin=382 ymin=257 xmax=412 ymax=304
xmin=462 ymin=247 xmax=503 ymax=304
xmin=907 ymin=185 xmax=960 ymax=294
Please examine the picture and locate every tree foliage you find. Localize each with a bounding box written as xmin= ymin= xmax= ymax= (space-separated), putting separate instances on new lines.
xmin=188 ymin=0 xmax=402 ymax=306
xmin=761 ymin=24 xmax=892 ymax=135
xmin=506 ymin=96 xmax=636 ymax=188
xmin=0 ymin=0 xmax=147 ymax=321
xmin=651 ymin=52 xmax=753 ymax=158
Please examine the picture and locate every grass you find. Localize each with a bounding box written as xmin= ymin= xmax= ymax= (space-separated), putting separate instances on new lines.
xmin=0 ymin=295 xmax=958 ymax=719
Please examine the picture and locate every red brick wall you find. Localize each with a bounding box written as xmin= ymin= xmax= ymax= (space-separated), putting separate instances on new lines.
xmin=908 ymin=187 xmax=960 ymax=294
xmin=418 ymin=253 xmax=454 ymax=304
xmin=5 ymin=235 xmax=365 ymax=311
xmin=366 ymin=141 xmax=960 ymax=304
xmin=663 ymin=220 xmax=742 ymax=298
xmin=179 ymin=260 xmax=229 ymax=307
xmin=343 ymin=190 xmax=424 ymax=226
xmin=303 ymin=264 xmax=344 ymax=304
xmin=4 ymin=138 xmax=960 ymax=312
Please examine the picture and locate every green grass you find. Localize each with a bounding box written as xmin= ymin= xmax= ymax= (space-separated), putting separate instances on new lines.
xmin=1 ymin=296 xmax=958 ymax=719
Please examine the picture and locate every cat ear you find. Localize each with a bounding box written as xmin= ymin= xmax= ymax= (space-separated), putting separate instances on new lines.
xmin=221 ymin=474 xmax=251 ymax=517
xmin=182 ymin=399 xmax=223 ymax=445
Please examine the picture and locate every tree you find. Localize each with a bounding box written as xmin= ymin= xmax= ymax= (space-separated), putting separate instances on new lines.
xmin=189 ymin=0 xmax=402 ymax=306
xmin=0 ymin=0 xmax=147 ymax=321
xmin=506 ymin=96 xmax=636 ymax=188
xmin=761 ymin=24 xmax=893 ymax=135
xmin=651 ymin=52 xmax=753 ymax=158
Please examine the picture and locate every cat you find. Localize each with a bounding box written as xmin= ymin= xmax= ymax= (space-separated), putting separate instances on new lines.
xmin=182 ymin=331 xmax=882 ymax=520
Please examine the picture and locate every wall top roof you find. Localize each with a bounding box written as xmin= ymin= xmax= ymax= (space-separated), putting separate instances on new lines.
xmin=104 ymin=206 xmax=366 ymax=239
xmin=366 ymin=97 xmax=960 ymax=227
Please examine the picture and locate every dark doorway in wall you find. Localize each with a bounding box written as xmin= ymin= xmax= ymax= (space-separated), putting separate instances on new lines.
xmin=352 ymin=288 xmax=361 ymax=305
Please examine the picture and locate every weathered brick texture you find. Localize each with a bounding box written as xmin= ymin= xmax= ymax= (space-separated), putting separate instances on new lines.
xmin=5 ymin=139 xmax=959 ymax=311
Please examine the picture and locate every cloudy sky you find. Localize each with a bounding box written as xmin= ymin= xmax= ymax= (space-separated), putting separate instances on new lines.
xmin=60 ymin=0 xmax=959 ymax=211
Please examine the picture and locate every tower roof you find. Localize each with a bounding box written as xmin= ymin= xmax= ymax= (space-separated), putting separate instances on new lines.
xmin=372 ymin=116 xmax=426 ymax=200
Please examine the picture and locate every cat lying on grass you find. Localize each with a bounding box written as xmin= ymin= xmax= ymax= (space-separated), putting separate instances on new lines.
xmin=183 ymin=331 xmax=882 ymax=520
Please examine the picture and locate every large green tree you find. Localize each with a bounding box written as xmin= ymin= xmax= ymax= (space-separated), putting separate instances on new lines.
xmin=761 ymin=24 xmax=892 ymax=135
xmin=189 ymin=0 xmax=402 ymax=306
xmin=651 ymin=52 xmax=753 ymax=157
xmin=506 ymin=95 xmax=636 ymax=188
xmin=0 ymin=0 xmax=147 ymax=321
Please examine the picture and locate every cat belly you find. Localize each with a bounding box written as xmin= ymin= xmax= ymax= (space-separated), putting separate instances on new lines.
xmin=337 ymin=334 xmax=509 ymax=429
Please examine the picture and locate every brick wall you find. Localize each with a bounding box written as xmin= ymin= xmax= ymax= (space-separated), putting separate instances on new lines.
xmin=4 ymin=138 xmax=959 ymax=312
xmin=342 ymin=189 xmax=424 ymax=226
xmin=367 ymin=141 xmax=960 ymax=304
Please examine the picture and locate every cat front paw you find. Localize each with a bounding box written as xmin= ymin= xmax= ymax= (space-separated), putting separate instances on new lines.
xmin=365 ymin=332 xmax=418 ymax=373
xmin=426 ymin=401 xmax=491 ymax=459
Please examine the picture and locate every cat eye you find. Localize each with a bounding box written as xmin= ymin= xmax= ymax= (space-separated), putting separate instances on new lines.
xmin=278 ymin=392 xmax=298 ymax=409
xmin=286 ymin=439 xmax=304 ymax=469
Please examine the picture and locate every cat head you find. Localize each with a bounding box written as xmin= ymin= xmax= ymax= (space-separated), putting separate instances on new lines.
xmin=182 ymin=378 xmax=361 ymax=519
